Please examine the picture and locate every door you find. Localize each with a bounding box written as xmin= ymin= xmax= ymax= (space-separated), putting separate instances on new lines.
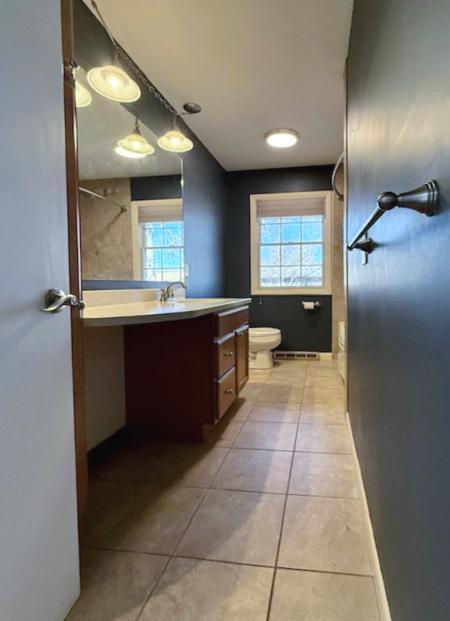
xmin=0 ymin=2 xmax=80 ymax=620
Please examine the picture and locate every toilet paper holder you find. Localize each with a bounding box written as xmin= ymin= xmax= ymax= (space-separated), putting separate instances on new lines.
xmin=302 ymin=301 xmax=321 ymax=311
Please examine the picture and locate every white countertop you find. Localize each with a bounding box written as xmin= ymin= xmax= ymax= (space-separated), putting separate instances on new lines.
xmin=82 ymin=297 xmax=251 ymax=327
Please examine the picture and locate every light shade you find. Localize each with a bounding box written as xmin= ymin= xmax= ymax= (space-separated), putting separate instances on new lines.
xmin=115 ymin=131 xmax=155 ymax=159
xmin=265 ymin=129 xmax=299 ymax=148
xmin=157 ymin=129 xmax=193 ymax=153
xmin=87 ymin=65 xmax=141 ymax=103
xmin=75 ymin=81 xmax=92 ymax=108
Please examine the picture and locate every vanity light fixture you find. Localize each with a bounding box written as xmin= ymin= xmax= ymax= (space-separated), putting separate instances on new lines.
xmin=87 ymin=64 xmax=141 ymax=103
xmin=90 ymin=1 xmax=198 ymax=153
xmin=75 ymin=81 xmax=92 ymax=108
xmin=115 ymin=118 xmax=155 ymax=159
xmin=157 ymin=122 xmax=193 ymax=153
xmin=265 ymin=128 xmax=299 ymax=148
xmin=88 ymin=1 xmax=140 ymax=103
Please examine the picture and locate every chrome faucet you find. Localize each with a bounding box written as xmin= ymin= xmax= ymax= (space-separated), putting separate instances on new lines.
xmin=160 ymin=281 xmax=187 ymax=302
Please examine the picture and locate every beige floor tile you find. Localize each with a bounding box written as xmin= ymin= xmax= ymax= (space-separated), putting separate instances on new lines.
xmin=140 ymin=557 xmax=273 ymax=621
xmin=302 ymin=390 xmax=346 ymax=407
xmin=92 ymin=442 xmax=228 ymax=488
xmin=66 ymin=548 xmax=167 ymax=621
xmin=234 ymin=421 xmax=297 ymax=451
xmin=296 ymin=424 xmax=351 ymax=453
xmin=305 ymin=376 xmax=344 ymax=389
xmin=300 ymin=405 xmax=346 ymax=425
xmin=249 ymin=402 xmax=300 ymax=423
xmin=83 ymin=482 xmax=205 ymax=554
xmin=212 ymin=448 xmax=292 ymax=493
xmin=177 ymin=489 xmax=285 ymax=566
xmin=248 ymin=370 xmax=272 ymax=384
xmin=258 ymin=383 xmax=303 ymax=403
xmin=204 ymin=420 xmax=244 ymax=447
xmin=278 ymin=496 xmax=372 ymax=574
xmin=240 ymin=383 xmax=263 ymax=401
xmin=289 ymin=452 xmax=358 ymax=498
xmin=269 ymin=569 xmax=380 ymax=621
xmin=226 ymin=398 xmax=255 ymax=421
xmin=267 ymin=367 xmax=306 ymax=380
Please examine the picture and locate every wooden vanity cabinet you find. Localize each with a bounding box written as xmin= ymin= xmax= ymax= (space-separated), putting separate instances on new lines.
xmin=124 ymin=305 xmax=249 ymax=441
xmin=214 ymin=307 xmax=249 ymax=423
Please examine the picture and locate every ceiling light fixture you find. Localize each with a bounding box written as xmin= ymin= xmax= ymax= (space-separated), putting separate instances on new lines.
xmin=115 ymin=118 xmax=155 ymax=159
xmin=75 ymin=81 xmax=92 ymax=108
xmin=265 ymin=129 xmax=299 ymax=149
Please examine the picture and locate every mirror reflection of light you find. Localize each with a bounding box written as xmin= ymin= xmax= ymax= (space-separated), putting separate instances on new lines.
xmin=87 ymin=65 xmax=141 ymax=103
xmin=114 ymin=145 xmax=148 ymax=159
xmin=75 ymin=81 xmax=92 ymax=108
xmin=157 ymin=129 xmax=193 ymax=153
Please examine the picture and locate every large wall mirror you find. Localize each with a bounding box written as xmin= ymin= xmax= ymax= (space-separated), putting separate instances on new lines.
xmin=75 ymin=41 xmax=184 ymax=287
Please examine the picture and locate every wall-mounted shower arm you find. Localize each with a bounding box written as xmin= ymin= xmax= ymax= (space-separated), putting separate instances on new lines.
xmin=79 ymin=186 xmax=127 ymax=214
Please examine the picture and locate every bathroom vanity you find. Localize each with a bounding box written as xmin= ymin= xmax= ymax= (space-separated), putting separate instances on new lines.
xmin=83 ymin=293 xmax=250 ymax=442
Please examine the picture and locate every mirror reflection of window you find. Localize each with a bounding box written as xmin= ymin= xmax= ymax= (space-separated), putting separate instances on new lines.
xmin=131 ymin=199 xmax=184 ymax=282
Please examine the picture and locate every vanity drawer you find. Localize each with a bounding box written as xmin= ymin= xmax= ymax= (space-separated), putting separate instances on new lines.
xmin=216 ymin=367 xmax=236 ymax=420
xmin=216 ymin=306 xmax=249 ymax=339
xmin=216 ymin=333 xmax=236 ymax=378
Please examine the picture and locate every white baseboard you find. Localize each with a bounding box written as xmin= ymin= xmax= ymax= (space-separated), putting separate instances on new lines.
xmin=319 ymin=352 xmax=333 ymax=360
xmin=346 ymin=412 xmax=392 ymax=621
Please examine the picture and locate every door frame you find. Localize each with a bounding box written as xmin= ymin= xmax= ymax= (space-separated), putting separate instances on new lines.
xmin=61 ymin=0 xmax=88 ymax=515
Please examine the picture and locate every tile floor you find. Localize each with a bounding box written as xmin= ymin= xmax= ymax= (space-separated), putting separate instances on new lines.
xmin=67 ymin=360 xmax=382 ymax=621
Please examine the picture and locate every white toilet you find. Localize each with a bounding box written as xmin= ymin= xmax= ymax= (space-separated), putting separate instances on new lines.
xmin=249 ymin=327 xmax=282 ymax=369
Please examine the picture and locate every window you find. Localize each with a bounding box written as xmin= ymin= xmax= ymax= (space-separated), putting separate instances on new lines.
xmin=250 ymin=191 xmax=332 ymax=294
xmin=131 ymin=198 xmax=184 ymax=281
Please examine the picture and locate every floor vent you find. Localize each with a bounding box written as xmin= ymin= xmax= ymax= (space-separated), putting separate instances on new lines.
xmin=274 ymin=351 xmax=320 ymax=361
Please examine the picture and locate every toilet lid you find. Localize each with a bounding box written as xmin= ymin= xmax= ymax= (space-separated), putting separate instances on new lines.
xmin=249 ymin=327 xmax=281 ymax=337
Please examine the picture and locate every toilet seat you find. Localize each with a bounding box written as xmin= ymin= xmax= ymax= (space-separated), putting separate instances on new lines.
xmin=249 ymin=327 xmax=281 ymax=338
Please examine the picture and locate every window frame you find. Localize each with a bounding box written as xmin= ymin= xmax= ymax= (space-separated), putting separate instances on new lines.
xmin=131 ymin=198 xmax=184 ymax=281
xmin=250 ymin=191 xmax=333 ymax=295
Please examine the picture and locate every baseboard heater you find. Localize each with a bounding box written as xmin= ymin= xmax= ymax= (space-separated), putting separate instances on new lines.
xmin=274 ymin=351 xmax=320 ymax=361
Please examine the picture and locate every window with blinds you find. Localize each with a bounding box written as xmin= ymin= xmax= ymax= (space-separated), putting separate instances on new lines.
xmin=133 ymin=199 xmax=184 ymax=282
xmin=250 ymin=192 xmax=332 ymax=294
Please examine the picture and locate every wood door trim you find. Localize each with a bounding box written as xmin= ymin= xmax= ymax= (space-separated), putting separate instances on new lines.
xmin=61 ymin=0 xmax=88 ymax=516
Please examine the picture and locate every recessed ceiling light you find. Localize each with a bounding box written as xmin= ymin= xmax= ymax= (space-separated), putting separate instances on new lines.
xmin=265 ymin=129 xmax=299 ymax=149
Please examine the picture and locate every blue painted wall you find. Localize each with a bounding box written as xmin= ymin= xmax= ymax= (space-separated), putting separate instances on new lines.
xmin=348 ymin=1 xmax=450 ymax=618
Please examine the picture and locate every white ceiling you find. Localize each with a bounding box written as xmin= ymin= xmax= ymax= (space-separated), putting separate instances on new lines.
xmin=85 ymin=0 xmax=353 ymax=171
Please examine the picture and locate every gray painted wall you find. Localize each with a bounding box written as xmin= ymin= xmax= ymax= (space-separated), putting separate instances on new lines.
xmin=347 ymin=1 xmax=450 ymax=618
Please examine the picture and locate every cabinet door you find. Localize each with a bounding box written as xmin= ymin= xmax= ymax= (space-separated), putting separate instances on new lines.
xmin=217 ymin=367 xmax=237 ymax=421
xmin=235 ymin=325 xmax=249 ymax=393
xmin=216 ymin=332 xmax=236 ymax=378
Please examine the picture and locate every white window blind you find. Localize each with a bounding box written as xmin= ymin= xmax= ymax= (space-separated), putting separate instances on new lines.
xmin=138 ymin=202 xmax=183 ymax=223
xmin=256 ymin=196 xmax=326 ymax=218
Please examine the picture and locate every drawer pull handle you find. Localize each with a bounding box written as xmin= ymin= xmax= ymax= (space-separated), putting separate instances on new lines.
xmin=225 ymin=388 xmax=234 ymax=394
xmin=223 ymin=352 xmax=234 ymax=357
